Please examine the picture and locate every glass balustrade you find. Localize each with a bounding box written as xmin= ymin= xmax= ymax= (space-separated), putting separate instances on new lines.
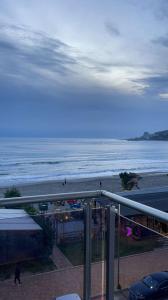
xmin=0 ymin=193 xmax=167 ymax=300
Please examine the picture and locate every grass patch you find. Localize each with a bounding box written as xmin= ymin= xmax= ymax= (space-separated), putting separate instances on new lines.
xmin=59 ymin=240 xmax=106 ymax=266
xmin=119 ymin=236 xmax=161 ymax=257
xmin=59 ymin=242 xmax=84 ymax=266
xmin=59 ymin=236 xmax=163 ymax=266
xmin=0 ymin=257 xmax=56 ymax=281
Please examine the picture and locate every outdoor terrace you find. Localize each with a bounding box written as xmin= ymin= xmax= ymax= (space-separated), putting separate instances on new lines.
xmin=0 ymin=190 xmax=167 ymax=300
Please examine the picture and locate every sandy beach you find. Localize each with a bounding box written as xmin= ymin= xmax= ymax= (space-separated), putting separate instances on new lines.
xmin=0 ymin=172 xmax=168 ymax=198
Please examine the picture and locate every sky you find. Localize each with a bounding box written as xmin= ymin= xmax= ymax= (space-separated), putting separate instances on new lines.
xmin=1 ymin=0 xmax=168 ymax=138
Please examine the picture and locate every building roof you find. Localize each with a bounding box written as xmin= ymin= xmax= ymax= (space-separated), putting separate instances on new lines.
xmin=0 ymin=209 xmax=42 ymax=231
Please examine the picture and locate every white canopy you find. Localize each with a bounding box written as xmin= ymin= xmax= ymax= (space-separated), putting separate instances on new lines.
xmin=0 ymin=209 xmax=42 ymax=231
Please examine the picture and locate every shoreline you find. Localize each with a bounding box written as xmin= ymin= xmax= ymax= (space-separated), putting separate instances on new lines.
xmin=0 ymin=171 xmax=168 ymax=198
xmin=0 ymin=170 xmax=167 ymax=187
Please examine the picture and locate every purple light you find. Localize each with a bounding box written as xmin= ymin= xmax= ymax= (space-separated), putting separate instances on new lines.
xmin=126 ymin=226 xmax=132 ymax=237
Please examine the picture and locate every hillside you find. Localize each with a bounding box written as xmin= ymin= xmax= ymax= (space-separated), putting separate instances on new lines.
xmin=129 ymin=130 xmax=168 ymax=141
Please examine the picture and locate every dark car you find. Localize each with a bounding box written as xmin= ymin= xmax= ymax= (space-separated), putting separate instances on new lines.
xmin=129 ymin=271 xmax=168 ymax=299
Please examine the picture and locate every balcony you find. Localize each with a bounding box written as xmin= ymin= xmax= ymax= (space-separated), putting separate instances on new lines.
xmin=0 ymin=190 xmax=167 ymax=300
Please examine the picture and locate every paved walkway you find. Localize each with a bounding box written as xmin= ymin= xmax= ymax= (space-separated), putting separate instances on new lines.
xmin=50 ymin=246 xmax=72 ymax=268
xmin=0 ymin=248 xmax=168 ymax=300
xmin=118 ymin=248 xmax=168 ymax=288
xmin=92 ymin=290 xmax=129 ymax=300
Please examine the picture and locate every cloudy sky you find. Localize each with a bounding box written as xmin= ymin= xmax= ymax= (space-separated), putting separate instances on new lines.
xmin=1 ymin=0 xmax=168 ymax=138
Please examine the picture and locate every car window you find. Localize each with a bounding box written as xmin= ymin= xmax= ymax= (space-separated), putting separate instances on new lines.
xmin=143 ymin=276 xmax=158 ymax=289
xmin=159 ymin=280 xmax=168 ymax=289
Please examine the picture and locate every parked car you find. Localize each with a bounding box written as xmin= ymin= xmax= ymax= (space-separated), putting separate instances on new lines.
xmin=129 ymin=271 xmax=168 ymax=299
xmin=54 ymin=294 xmax=81 ymax=300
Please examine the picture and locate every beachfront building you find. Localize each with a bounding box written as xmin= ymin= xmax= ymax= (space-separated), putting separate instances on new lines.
xmin=0 ymin=209 xmax=43 ymax=264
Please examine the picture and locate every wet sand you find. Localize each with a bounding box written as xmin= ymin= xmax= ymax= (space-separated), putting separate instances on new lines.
xmin=0 ymin=172 xmax=168 ymax=198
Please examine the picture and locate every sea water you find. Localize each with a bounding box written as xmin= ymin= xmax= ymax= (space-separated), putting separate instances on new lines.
xmin=0 ymin=138 xmax=168 ymax=186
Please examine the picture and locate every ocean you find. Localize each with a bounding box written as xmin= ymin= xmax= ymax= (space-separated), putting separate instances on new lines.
xmin=0 ymin=138 xmax=168 ymax=187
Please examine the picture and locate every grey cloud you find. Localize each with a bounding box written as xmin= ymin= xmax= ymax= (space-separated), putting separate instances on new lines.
xmin=0 ymin=39 xmax=18 ymax=51
xmin=152 ymin=35 xmax=168 ymax=47
xmin=0 ymin=24 xmax=77 ymax=80
xmin=81 ymin=55 xmax=150 ymax=75
xmin=145 ymin=73 xmax=168 ymax=95
xmin=155 ymin=0 xmax=168 ymax=19
xmin=105 ymin=22 xmax=121 ymax=37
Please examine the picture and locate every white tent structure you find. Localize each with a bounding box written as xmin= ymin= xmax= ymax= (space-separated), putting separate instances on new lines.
xmin=0 ymin=209 xmax=41 ymax=231
xmin=0 ymin=209 xmax=43 ymax=264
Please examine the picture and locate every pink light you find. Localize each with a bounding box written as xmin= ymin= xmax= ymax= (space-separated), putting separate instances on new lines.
xmin=126 ymin=226 xmax=132 ymax=237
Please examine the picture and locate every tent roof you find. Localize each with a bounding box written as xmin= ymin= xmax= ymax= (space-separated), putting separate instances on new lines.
xmin=0 ymin=209 xmax=42 ymax=231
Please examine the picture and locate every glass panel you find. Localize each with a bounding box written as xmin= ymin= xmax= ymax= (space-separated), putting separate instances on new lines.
xmin=0 ymin=199 xmax=85 ymax=300
xmin=1 ymin=196 xmax=167 ymax=300
xmin=91 ymin=197 xmax=120 ymax=299
xmin=117 ymin=205 xmax=168 ymax=299
xmin=91 ymin=200 xmax=106 ymax=299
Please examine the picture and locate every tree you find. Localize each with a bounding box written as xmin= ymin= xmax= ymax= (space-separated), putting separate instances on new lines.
xmin=4 ymin=187 xmax=21 ymax=198
xmin=119 ymin=172 xmax=141 ymax=190
xmin=33 ymin=214 xmax=54 ymax=256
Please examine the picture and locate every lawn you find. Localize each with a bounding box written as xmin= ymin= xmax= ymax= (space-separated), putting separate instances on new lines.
xmin=59 ymin=236 xmax=163 ymax=266
xmin=0 ymin=257 xmax=56 ymax=281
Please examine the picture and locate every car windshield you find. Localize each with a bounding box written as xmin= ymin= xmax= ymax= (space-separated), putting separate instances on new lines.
xmin=143 ymin=276 xmax=158 ymax=289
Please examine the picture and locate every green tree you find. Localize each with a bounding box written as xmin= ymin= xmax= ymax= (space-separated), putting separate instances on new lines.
xmin=33 ymin=215 xmax=54 ymax=256
xmin=4 ymin=187 xmax=21 ymax=198
xmin=119 ymin=172 xmax=141 ymax=190
xmin=4 ymin=187 xmax=38 ymax=215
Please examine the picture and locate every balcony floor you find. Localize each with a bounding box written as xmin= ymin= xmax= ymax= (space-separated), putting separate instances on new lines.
xmin=0 ymin=248 xmax=168 ymax=300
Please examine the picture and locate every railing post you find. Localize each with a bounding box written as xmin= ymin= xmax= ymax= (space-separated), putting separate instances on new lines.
xmin=117 ymin=204 xmax=121 ymax=290
xmin=106 ymin=205 xmax=116 ymax=300
xmin=84 ymin=202 xmax=92 ymax=300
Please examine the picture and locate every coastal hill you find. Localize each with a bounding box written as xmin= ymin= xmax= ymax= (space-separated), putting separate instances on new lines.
xmin=129 ymin=130 xmax=168 ymax=141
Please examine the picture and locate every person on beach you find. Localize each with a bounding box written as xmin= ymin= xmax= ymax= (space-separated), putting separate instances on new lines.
xmin=14 ymin=264 xmax=21 ymax=285
xmin=64 ymin=178 xmax=67 ymax=185
xmin=99 ymin=181 xmax=102 ymax=187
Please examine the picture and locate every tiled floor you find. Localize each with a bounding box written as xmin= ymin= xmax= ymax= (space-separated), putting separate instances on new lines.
xmin=0 ymin=248 xmax=168 ymax=300
xmin=92 ymin=290 xmax=129 ymax=300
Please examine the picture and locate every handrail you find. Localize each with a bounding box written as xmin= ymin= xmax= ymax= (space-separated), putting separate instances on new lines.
xmin=101 ymin=190 xmax=168 ymax=223
xmin=0 ymin=190 xmax=101 ymax=205
xmin=0 ymin=189 xmax=167 ymax=222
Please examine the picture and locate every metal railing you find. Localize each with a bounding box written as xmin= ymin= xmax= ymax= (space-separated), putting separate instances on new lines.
xmin=0 ymin=190 xmax=168 ymax=222
xmin=0 ymin=190 xmax=168 ymax=300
